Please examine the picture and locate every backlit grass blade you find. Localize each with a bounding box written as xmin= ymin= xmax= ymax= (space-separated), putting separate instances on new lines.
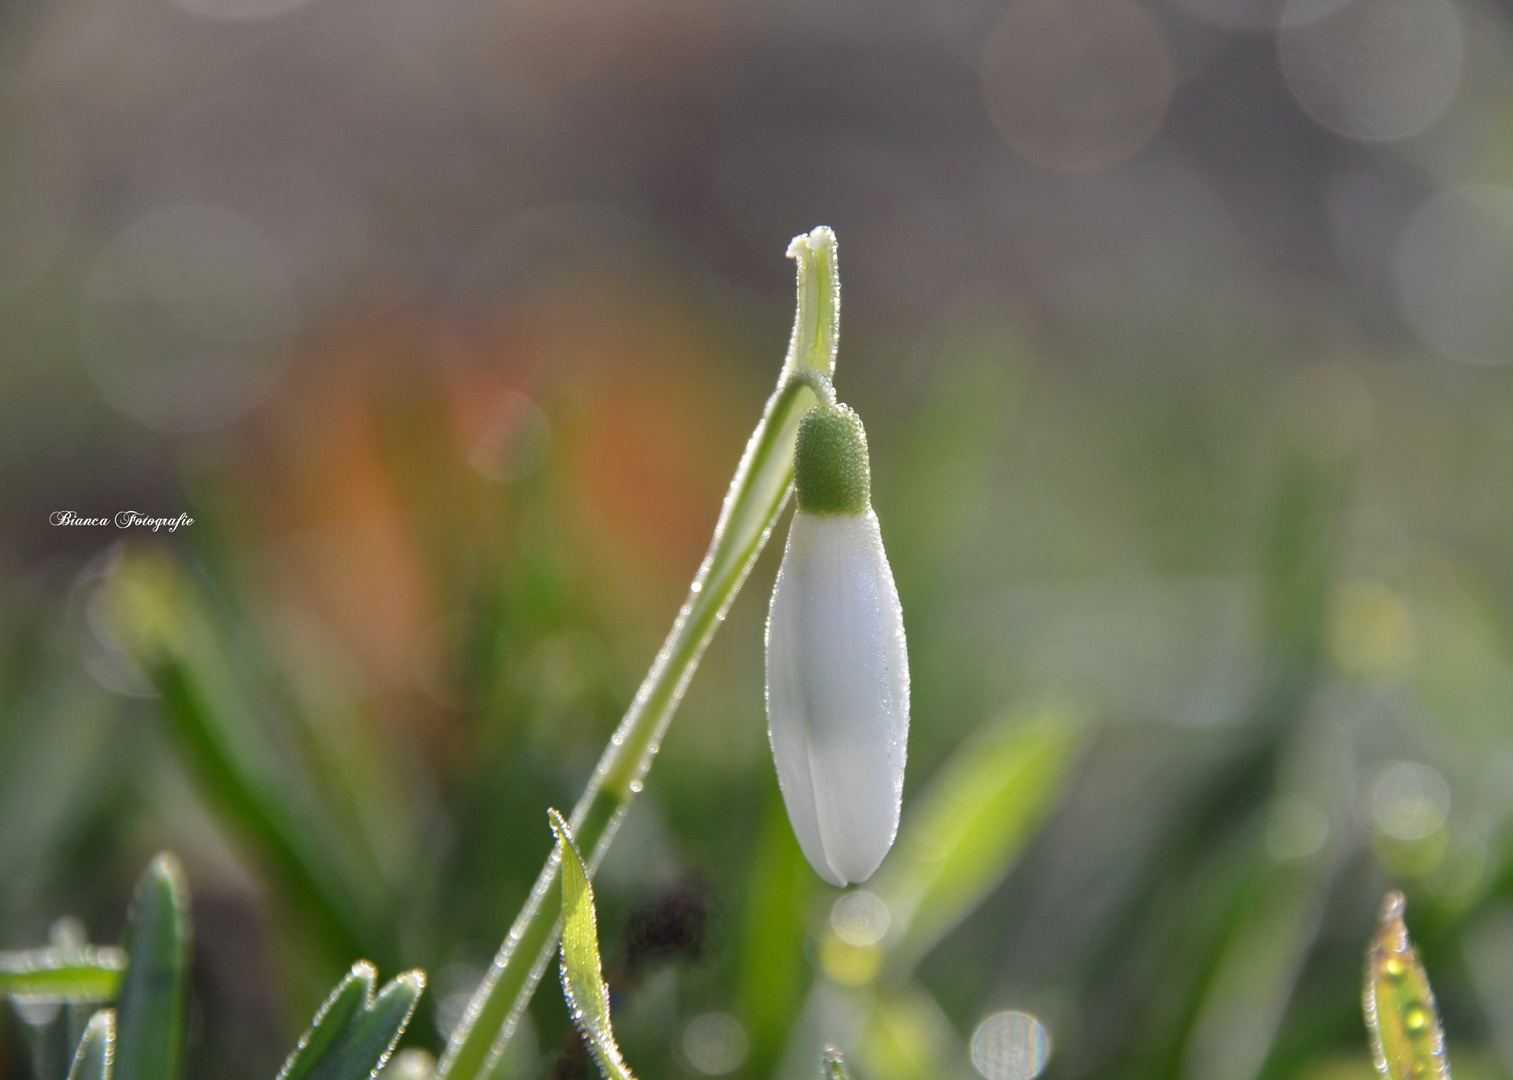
xmin=549 ymin=810 xmax=635 ymax=1080
xmin=873 ymin=706 xmax=1085 ymax=972
xmin=278 ymin=963 xmax=426 ymax=1080
xmin=821 ymin=1048 xmax=851 ymax=1080
xmin=0 ymin=947 xmax=127 ymax=1003
xmin=1364 ymin=892 xmax=1449 ymax=1080
xmin=114 ymin=854 xmax=190 ymax=1080
xmin=66 ymin=1010 xmax=115 ymax=1080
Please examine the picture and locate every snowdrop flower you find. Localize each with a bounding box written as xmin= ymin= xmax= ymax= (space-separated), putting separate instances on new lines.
xmin=766 ymin=402 xmax=909 ymax=887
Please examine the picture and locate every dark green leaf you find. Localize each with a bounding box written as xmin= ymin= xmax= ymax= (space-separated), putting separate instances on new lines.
xmin=278 ymin=963 xmax=426 ymax=1080
xmin=115 ymin=853 xmax=190 ymax=1080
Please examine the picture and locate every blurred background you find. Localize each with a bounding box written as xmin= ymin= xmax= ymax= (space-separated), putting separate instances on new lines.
xmin=4 ymin=0 xmax=1513 ymax=1079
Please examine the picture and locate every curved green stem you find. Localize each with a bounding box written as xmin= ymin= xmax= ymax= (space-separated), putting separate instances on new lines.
xmin=437 ymin=227 xmax=841 ymax=1080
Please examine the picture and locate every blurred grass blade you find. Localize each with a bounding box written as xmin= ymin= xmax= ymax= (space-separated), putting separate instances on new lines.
xmin=106 ymin=552 xmax=379 ymax=968
xmin=439 ymin=228 xmax=840 ymax=1080
xmin=821 ymin=1048 xmax=850 ymax=1080
xmin=1181 ymin=859 xmax=1332 ymax=1080
xmin=1364 ymin=892 xmax=1449 ymax=1080
xmin=0 ymin=947 xmax=127 ymax=1003
xmin=278 ymin=963 xmax=426 ymax=1080
xmin=736 ymin=794 xmax=818 ymax=1080
xmin=66 ymin=1010 xmax=115 ymax=1080
xmin=874 ymin=705 xmax=1085 ymax=971
xmin=115 ymin=854 xmax=190 ymax=1080
xmin=550 ymin=810 xmax=635 ymax=1080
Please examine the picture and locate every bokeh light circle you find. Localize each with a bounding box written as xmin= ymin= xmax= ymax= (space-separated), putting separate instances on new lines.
xmin=981 ymin=0 xmax=1173 ymax=174
xmin=970 ymin=1011 xmax=1051 ymax=1080
xmin=1363 ymin=761 xmax=1450 ymax=841
xmin=1279 ymin=0 xmax=1462 ymax=142
xmin=1394 ymin=184 xmax=1513 ymax=366
xmin=81 ymin=206 xmax=297 ymax=433
xmin=682 ymin=1014 xmax=748 ymax=1076
xmin=830 ymin=890 xmax=890 ymax=946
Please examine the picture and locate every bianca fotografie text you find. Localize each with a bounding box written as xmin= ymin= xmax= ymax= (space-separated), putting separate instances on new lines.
xmin=52 ymin=511 xmax=194 ymax=533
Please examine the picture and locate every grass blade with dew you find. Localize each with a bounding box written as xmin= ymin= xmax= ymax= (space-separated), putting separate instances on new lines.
xmin=550 ymin=810 xmax=635 ymax=1080
xmin=438 ymin=227 xmax=842 ymax=1080
xmin=0 ymin=946 xmax=126 ymax=1004
xmin=278 ymin=962 xmax=426 ymax=1080
xmin=66 ymin=1010 xmax=115 ymax=1080
xmin=114 ymin=855 xmax=189 ymax=1080
xmin=821 ymin=1048 xmax=851 ymax=1080
xmin=1364 ymin=892 xmax=1449 ymax=1080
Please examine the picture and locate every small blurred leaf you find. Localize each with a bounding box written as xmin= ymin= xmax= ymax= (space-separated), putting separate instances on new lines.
xmin=821 ymin=1048 xmax=851 ymax=1080
xmin=1363 ymin=892 xmax=1449 ymax=1080
xmin=875 ymin=706 xmax=1085 ymax=971
xmin=114 ymin=853 xmax=190 ymax=1080
xmin=736 ymin=793 xmax=817 ymax=1080
xmin=66 ymin=1010 xmax=115 ymax=1080
xmin=278 ymin=962 xmax=426 ymax=1080
xmin=549 ymin=809 xmax=635 ymax=1080
xmin=0 ymin=947 xmax=127 ymax=1003
xmin=107 ymin=551 xmax=382 ymax=971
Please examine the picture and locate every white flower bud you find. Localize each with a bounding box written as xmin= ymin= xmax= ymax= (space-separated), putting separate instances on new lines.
xmin=765 ymin=405 xmax=909 ymax=886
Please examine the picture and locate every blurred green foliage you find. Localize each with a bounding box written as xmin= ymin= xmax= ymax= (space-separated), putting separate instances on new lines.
xmin=4 ymin=239 xmax=1513 ymax=1080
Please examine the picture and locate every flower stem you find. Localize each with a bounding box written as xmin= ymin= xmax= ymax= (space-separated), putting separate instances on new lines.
xmin=437 ymin=227 xmax=841 ymax=1080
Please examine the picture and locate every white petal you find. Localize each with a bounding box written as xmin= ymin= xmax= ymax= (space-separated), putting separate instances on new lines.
xmin=765 ymin=509 xmax=909 ymax=886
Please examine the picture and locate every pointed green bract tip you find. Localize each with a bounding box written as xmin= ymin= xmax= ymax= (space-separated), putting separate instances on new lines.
xmin=795 ymin=405 xmax=870 ymax=516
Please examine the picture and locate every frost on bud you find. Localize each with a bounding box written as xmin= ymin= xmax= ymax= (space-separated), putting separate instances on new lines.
xmin=766 ymin=403 xmax=909 ymax=887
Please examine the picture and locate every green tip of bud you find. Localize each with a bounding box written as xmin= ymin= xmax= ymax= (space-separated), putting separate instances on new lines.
xmin=795 ymin=404 xmax=870 ymax=515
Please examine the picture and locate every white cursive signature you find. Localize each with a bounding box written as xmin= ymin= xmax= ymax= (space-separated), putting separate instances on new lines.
xmin=51 ymin=511 xmax=194 ymax=532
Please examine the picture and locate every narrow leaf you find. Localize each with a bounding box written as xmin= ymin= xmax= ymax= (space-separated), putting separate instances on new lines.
xmin=279 ymin=963 xmax=426 ymax=1080
xmin=67 ymin=1010 xmax=116 ymax=1080
xmin=1364 ymin=892 xmax=1449 ymax=1080
xmin=278 ymin=963 xmax=378 ymax=1080
xmin=0 ymin=947 xmax=127 ymax=1003
xmin=115 ymin=853 xmax=190 ymax=1080
xmin=549 ymin=810 xmax=635 ymax=1080
xmin=821 ymin=1048 xmax=851 ymax=1080
xmin=874 ymin=707 xmax=1084 ymax=970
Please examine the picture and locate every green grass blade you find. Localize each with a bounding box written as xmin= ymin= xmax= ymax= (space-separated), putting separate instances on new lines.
xmin=66 ymin=1010 xmax=115 ymax=1080
xmin=106 ymin=553 xmax=380 ymax=971
xmin=279 ymin=963 xmax=426 ymax=1080
xmin=549 ymin=810 xmax=634 ymax=1080
xmin=114 ymin=854 xmax=190 ymax=1080
xmin=0 ymin=947 xmax=127 ymax=1003
xmin=821 ymin=1048 xmax=850 ymax=1080
xmin=278 ymin=963 xmax=378 ymax=1080
xmin=1364 ymin=892 xmax=1449 ymax=1080
xmin=874 ymin=705 xmax=1085 ymax=972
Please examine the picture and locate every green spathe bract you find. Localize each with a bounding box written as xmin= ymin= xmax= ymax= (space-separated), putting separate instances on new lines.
xmin=795 ymin=405 xmax=871 ymax=516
